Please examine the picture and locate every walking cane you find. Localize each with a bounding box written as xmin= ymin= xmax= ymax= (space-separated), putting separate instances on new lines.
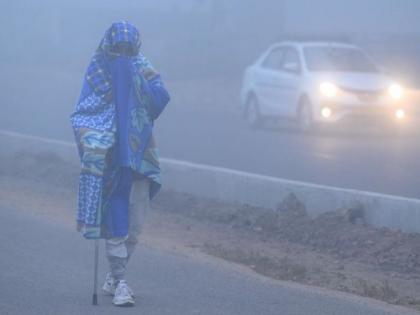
xmin=92 ymin=239 xmax=99 ymax=305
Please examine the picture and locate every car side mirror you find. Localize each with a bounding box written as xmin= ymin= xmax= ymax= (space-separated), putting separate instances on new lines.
xmin=283 ymin=62 xmax=300 ymax=74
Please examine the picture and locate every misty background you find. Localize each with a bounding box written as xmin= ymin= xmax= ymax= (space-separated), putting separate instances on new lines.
xmin=3 ymin=0 xmax=420 ymax=78
xmin=2 ymin=0 xmax=420 ymax=130
xmin=1 ymin=0 xmax=420 ymax=198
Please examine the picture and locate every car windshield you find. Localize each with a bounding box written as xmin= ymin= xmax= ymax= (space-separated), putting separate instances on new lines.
xmin=304 ymin=46 xmax=378 ymax=73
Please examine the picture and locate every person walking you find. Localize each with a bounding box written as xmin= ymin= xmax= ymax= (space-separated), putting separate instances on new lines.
xmin=71 ymin=21 xmax=170 ymax=307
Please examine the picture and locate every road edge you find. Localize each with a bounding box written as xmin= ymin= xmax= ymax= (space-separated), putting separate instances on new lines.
xmin=1 ymin=129 xmax=420 ymax=233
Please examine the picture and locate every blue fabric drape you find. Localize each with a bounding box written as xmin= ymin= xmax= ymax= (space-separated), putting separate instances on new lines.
xmin=71 ymin=21 xmax=170 ymax=239
xmin=111 ymin=57 xmax=134 ymax=167
xmin=106 ymin=167 xmax=133 ymax=237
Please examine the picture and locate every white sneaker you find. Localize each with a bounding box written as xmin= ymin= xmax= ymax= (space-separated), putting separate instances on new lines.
xmin=113 ymin=280 xmax=135 ymax=307
xmin=102 ymin=273 xmax=117 ymax=295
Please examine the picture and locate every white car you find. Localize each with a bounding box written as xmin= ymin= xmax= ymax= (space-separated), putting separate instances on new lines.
xmin=240 ymin=41 xmax=408 ymax=131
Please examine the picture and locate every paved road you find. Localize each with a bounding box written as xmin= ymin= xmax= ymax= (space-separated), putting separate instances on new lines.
xmin=157 ymin=102 xmax=420 ymax=199
xmin=1 ymin=202 xmax=418 ymax=315
xmin=1 ymin=67 xmax=420 ymax=199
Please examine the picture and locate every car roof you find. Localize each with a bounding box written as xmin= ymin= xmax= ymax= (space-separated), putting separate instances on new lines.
xmin=270 ymin=41 xmax=359 ymax=50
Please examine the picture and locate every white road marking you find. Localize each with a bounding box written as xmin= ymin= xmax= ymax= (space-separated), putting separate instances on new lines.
xmin=0 ymin=129 xmax=418 ymax=203
xmin=313 ymin=152 xmax=336 ymax=160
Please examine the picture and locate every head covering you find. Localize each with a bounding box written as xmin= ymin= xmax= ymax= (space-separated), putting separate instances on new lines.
xmin=100 ymin=21 xmax=142 ymax=56
xmin=85 ymin=21 xmax=153 ymax=102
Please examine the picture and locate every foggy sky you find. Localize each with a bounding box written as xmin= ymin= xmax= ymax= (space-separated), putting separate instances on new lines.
xmin=1 ymin=0 xmax=420 ymax=81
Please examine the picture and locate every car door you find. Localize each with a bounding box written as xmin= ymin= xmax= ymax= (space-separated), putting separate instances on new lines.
xmin=277 ymin=47 xmax=303 ymax=117
xmin=255 ymin=47 xmax=288 ymax=116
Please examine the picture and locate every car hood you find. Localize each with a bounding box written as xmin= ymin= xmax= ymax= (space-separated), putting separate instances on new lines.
xmin=308 ymin=72 xmax=393 ymax=92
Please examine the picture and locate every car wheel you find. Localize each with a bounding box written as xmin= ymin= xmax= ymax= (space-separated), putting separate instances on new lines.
xmin=298 ymin=99 xmax=314 ymax=133
xmin=245 ymin=96 xmax=264 ymax=128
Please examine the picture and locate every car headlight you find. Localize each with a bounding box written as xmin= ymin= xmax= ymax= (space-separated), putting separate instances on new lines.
xmin=320 ymin=82 xmax=338 ymax=98
xmin=321 ymin=107 xmax=332 ymax=118
xmin=395 ymin=109 xmax=405 ymax=119
xmin=388 ymin=84 xmax=404 ymax=100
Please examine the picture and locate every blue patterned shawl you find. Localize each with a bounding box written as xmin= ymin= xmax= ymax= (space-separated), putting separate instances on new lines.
xmin=71 ymin=21 xmax=163 ymax=239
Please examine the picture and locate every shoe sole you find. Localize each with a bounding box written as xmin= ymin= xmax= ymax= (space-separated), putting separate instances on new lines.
xmin=104 ymin=289 xmax=135 ymax=297
xmin=113 ymin=299 xmax=135 ymax=307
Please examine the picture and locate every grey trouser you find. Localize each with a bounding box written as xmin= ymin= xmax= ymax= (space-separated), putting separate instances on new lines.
xmin=106 ymin=176 xmax=150 ymax=281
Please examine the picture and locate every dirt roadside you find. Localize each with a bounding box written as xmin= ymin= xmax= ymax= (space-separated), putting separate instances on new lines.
xmin=1 ymin=151 xmax=420 ymax=311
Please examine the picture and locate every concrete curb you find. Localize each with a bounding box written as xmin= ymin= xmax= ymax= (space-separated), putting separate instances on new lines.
xmin=1 ymin=130 xmax=420 ymax=233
